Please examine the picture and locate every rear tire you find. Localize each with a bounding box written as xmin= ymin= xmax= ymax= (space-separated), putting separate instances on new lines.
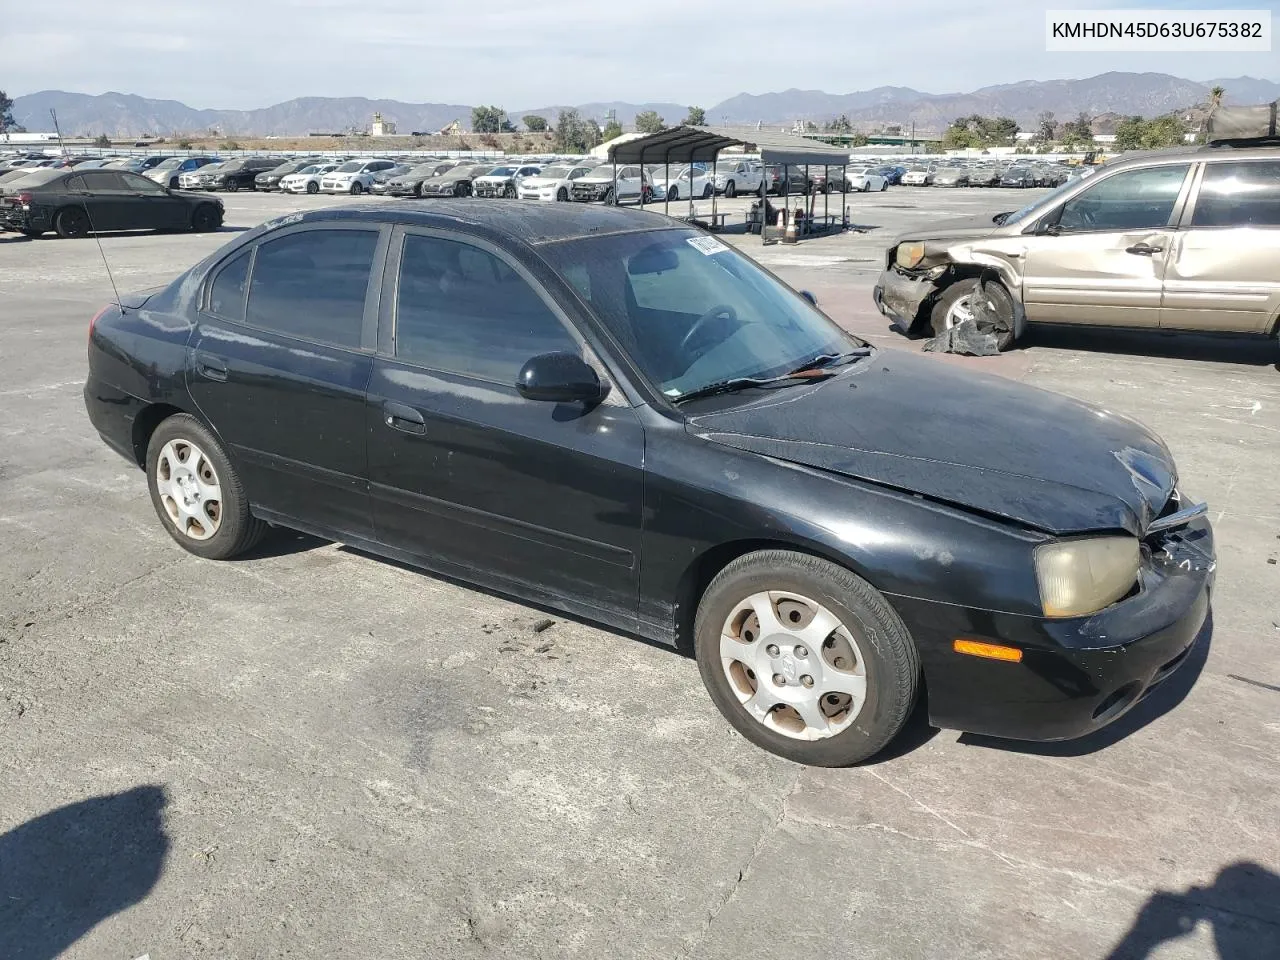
xmin=145 ymin=413 xmax=267 ymax=561
xmin=54 ymin=207 xmax=89 ymax=239
xmin=695 ymin=550 xmax=920 ymax=766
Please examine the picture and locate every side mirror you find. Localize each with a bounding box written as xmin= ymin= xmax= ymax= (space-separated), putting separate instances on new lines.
xmin=800 ymin=290 xmax=818 ymax=306
xmin=516 ymin=352 xmax=606 ymax=403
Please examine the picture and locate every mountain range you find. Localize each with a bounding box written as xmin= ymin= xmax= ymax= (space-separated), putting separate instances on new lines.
xmin=11 ymin=73 xmax=1280 ymax=138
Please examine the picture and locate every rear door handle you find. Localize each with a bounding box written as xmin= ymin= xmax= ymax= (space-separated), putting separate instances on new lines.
xmin=195 ymin=353 xmax=228 ymax=381
xmin=382 ymin=401 xmax=426 ymax=435
xmin=1125 ymin=243 xmax=1164 ymax=256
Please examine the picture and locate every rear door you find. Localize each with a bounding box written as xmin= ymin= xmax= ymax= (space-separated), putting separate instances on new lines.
xmin=119 ymin=171 xmax=190 ymax=230
xmin=72 ymin=170 xmax=131 ymax=231
xmin=187 ymin=224 xmax=388 ymax=539
xmin=365 ymin=227 xmax=645 ymax=625
xmin=1162 ymin=158 xmax=1280 ymax=333
xmin=1020 ymin=163 xmax=1192 ymax=326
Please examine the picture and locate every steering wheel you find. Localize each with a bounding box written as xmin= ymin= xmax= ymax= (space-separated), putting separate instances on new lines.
xmin=680 ymin=304 xmax=738 ymax=354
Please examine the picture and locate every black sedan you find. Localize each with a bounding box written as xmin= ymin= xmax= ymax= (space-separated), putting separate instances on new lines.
xmin=83 ymin=203 xmax=1214 ymax=766
xmin=202 ymin=157 xmax=280 ymax=192
xmin=3 ymin=168 xmax=224 ymax=238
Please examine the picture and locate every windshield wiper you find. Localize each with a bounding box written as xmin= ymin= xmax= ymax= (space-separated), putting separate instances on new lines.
xmin=789 ymin=347 xmax=873 ymax=374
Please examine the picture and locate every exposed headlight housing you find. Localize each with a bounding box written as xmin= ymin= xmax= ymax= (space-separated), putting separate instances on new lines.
xmin=895 ymin=241 xmax=925 ymax=269
xmin=1034 ymin=536 xmax=1140 ymax=618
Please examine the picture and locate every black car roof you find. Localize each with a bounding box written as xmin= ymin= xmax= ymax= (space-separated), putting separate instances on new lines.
xmin=262 ymin=201 xmax=680 ymax=245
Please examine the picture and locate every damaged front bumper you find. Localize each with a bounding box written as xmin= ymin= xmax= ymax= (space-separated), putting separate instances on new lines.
xmin=874 ymin=266 xmax=941 ymax=333
xmin=892 ymin=513 xmax=1216 ymax=742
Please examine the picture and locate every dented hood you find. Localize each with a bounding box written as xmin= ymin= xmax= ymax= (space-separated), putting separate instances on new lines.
xmin=896 ymin=213 xmax=1001 ymax=243
xmin=687 ymin=352 xmax=1175 ymax=536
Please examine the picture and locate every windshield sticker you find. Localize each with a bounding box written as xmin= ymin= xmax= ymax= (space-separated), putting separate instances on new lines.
xmin=687 ymin=235 xmax=728 ymax=256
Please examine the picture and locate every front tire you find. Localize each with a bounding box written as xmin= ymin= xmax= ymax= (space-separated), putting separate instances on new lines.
xmin=724 ymin=180 xmax=737 ymax=198
xmin=225 ymin=181 xmax=240 ymax=193
xmin=668 ymin=186 xmax=679 ymax=201
xmin=146 ymin=414 xmax=267 ymax=560
xmin=54 ymin=207 xmax=89 ymax=239
xmin=880 ymin=181 xmax=888 ymax=191
xmin=556 ymin=187 xmax=568 ymax=201
xmin=929 ymin=277 xmax=1017 ymax=350
xmin=306 ymin=181 xmax=319 ymax=195
xmin=702 ymin=184 xmax=713 ymax=199
xmin=349 ymin=181 xmax=363 ymax=196
xmin=695 ymin=550 xmax=920 ymax=767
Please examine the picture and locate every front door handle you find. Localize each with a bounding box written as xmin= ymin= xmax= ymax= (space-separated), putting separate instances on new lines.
xmin=382 ymin=401 xmax=426 ymax=435
xmin=1125 ymin=242 xmax=1164 ymax=256
xmin=195 ymin=353 xmax=228 ymax=381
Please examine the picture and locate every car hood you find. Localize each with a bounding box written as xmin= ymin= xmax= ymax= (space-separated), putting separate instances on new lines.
xmin=896 ymin=213 xmax=1001 ymax=242
xmin=685 ymin=352 xmax=1175 ymax=536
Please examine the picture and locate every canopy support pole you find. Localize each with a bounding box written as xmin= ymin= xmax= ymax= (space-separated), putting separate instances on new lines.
xmin=711 ymin=147 xmax=721 ymax=227
xmin=823 ymin=164 xmax=829 ymax=226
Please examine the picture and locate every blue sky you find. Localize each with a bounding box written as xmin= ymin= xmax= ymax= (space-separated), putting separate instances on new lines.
xmin=5 ymin=0 xmax=1278 ymax=108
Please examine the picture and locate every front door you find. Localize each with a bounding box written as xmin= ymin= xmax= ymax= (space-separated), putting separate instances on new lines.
xmin=366 ymin=228 xmax=644 ymax=627
xmin=1162 ymin=159 xmax=1280 ymax=333
xmin=187 ymin=224 xmax=386 ymax=539
xmin=118 ymin=171 xmax=191 ymax=230
xmin=1021 ymin=163 xmax=1192 ymax=327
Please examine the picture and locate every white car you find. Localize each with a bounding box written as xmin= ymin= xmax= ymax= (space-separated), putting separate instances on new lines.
xmin=319 ymin=159 xmax=398 ymax=195
xmin=280 ymin=163 xmax=343 ymax=195
xmin=649 ymin=164 xmax=713 ymax=202
xmin=711 ymin=159 xmax=764 ymax=197
xmin=518 ymin=164 xmax=596 ymax=201
xmin=569 ymin=164 xmax=650 ymax=204
xmin=472 ymin=164 xmax=543 ymax=198
xmin=901 ymin=166 xmax=934 ymax=186
xmin=847 ymin=167 xmax=888 ymax=192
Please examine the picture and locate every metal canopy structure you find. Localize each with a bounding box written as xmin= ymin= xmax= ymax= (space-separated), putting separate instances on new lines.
xmin=603 ymin=125 xmax=851 ymax=240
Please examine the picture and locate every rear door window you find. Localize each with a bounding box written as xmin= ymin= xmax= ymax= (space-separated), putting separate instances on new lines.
xmin=1191 ymin=161 xmax=1280 ymax=227
xmin=208 ymin=249 xmax=252 ymax=321
xmin=244 ymin=229 xmax=379 ymax=348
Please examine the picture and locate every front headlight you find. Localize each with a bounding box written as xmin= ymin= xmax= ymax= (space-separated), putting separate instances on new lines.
xmin=895 ymin=242 xmax=925 ymax=269
xmin=1034 ymin=536 xmax=1140 ymax=618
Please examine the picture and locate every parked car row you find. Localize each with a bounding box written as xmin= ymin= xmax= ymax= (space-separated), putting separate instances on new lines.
xmin=899 ymin=159 xmax=1074 ymax=189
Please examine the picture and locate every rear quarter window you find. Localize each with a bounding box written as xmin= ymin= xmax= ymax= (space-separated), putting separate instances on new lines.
xmin=1192 ymin=160 xmax=1280 ymax=228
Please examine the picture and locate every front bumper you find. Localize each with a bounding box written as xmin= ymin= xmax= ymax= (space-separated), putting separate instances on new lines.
xmin=874 ymin=266 xmax=940 ymax=333
xmin=893 ymin=516 xmax=1216 ymax=742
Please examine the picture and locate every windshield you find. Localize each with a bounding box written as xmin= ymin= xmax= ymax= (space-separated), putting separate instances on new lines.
xmin=335 ymin=161 xmax=362 ymax=173
xmin=152 ymin=158 xmax=183 ymax=171
xmin=538 ymin=229 xmax=863 ymax=400
xmin=294 ymin=165 xmax=320 ymax=175
xmin=715 ymin=161 xmax=740 ymax=172
xmin=538 ymin=166 xmax=570 ymax=178
xmin=220 ymin=161 xmax=245 ymax=171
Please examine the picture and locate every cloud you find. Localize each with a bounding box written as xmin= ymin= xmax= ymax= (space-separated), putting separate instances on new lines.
xmin=4 ymin=0 xmax=1278 ymax=108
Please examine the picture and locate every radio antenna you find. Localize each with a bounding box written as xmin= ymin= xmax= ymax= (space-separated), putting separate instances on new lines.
xmin=50 ymin=108 xmax=124 ymax=312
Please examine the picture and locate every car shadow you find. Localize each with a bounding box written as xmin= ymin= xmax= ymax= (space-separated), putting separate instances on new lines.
xmin=957 ymin=609 xmax=1212 ymax=758
xmin=0 ymin=785 xmax=169 ymax=960
xmin=1104 ymin=861 xmax=1280 ymax=959
xmin=1022 ymin=325 xmax=1280 ymax=368
xmin=230 ymin=527 xmax=328 ymax=561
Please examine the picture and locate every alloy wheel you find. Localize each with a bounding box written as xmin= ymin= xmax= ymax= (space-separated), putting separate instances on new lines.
xmin=155 ymin=438 xmax=223 ymax=540
xmin=719 ymin=591 xmax=868 ymax=741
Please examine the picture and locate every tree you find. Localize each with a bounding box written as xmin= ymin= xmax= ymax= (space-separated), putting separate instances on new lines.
xmin=941 ymin=121 xmax=978 ymax=151
xmin=93 ymin=134 xmax=112 ymax=147
xmin=1036 ymin=111 xmax=1056 ymax=142
xmin=0 ymin=89 xmax=17 ymax=136
xmin=554 ymin=108 xmax=601 ymax=154
xmin=523 ymin=114 xmax=548 ymax=132
xmin=823 ymin=114 xmax=853 ymax=134
xmin=601 ymin=119 xmax=623 ymax=142
xmin=683 ymin=106 xmax=706 ymax=126
xmin=1208 ymin=85 xmax=1226 ymax=111
xmin=634 ymin=110 xmax=666 ymax=134
xmin=848 ymin=132 xmax=869 ymax=147
xmin=471 ymin=105 xmax=513 ymax=134
xmin=1141 ymin=114 xmax=1187 ymax=148
xmin=1113 ymin=115 xmax=1145 ymax=151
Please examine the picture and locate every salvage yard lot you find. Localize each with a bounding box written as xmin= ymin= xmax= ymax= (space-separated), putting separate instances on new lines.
xmin=2 ymin=187 xmax=1279 ymax=959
